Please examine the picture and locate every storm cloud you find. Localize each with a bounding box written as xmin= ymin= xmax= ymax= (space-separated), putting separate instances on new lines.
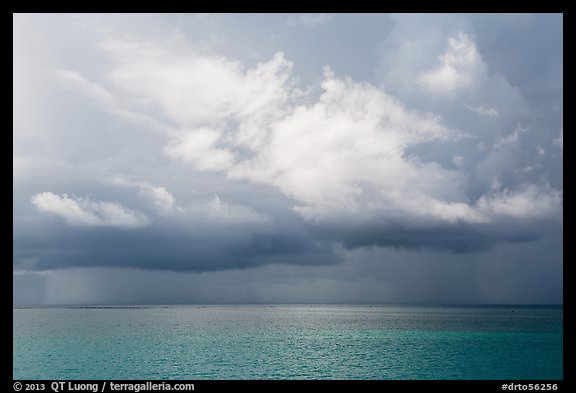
xmin=13 ymin=13 xmax=562 ymax=304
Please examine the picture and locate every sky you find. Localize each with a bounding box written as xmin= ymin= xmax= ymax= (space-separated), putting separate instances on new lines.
xmin=13 ymin=13 xmax=563 ymax=305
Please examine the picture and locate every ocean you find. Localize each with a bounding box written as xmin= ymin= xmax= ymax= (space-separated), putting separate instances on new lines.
xmin=13 ymin=305 xmax=562 ymax=380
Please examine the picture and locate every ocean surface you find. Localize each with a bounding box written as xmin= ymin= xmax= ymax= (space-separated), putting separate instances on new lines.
xmin=13 ymin=305 xmax=562 ymax=380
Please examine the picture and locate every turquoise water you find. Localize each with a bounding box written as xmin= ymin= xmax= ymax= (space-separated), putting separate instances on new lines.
xmin=13 ymin=305 xmax=562 ymax=380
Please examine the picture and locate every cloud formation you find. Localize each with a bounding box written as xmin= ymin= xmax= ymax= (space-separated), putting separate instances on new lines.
xmin=137 ymin=184 xmax=178 ymax=216
xmin=417 ymin=32 xmax=482 ymax=94
xmin=66 ymin=35 xmax=560 ymax=235
xmin=13 ymin=14 xmax=562 ymax=304
xmin=31 ymin=192 xmax=149 ymax=228
xmin=464 ymin=103 xmax=499 ymax=118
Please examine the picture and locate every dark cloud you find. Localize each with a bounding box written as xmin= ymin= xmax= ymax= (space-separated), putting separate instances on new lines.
xmin=13 ymin=207 xmax=339 ymax=273
xmin=315 ymin=220 xmax=551 ymax=254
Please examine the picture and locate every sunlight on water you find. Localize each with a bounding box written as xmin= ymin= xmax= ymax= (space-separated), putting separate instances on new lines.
xmin=13 ymin=305 xmax=562 ymax=380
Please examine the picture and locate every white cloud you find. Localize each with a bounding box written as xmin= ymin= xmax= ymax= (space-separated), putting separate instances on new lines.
xmin=417 ymin=32 xmax=484 ymax=94
xmin=378 ymin=26 xmax=528 ymax=121
xmin=474 ymin=124 xmax=531 ymax=192
xmin=516 ymin=164 xmax=541 ymax=174
xmin=464 ymin=103 xmax=500 ymax=117
xmin=203 ymin=195 xmax=267 ymax=223
xmin=494 ymin=123 xmax=528 ymax=149
xmin=31 ymin=192 xmax=149 ymax=228
xmin=287 ymin=13 xmax=332 ymax=27
xmin=57 ymin=38 xmax=561 ymax=228
xmin=163 ymin=127 xmax=236 ymax=171
xmin=477 ymin=184 xmax=562 ymax=220
xmin=99 ymin=41 xmax=297 ymax=170
xmin=229 ymin=69 xmax=469 ymax=223
xmin=169 ymin=194 xmax=269 ymax=224
xmin=137 ymin=184 xmax=179 ymax=216
xmin=102 ymin=41 xmax=294 ymax=129
xmin=112 ymin=176 xmax=266 ymax=224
